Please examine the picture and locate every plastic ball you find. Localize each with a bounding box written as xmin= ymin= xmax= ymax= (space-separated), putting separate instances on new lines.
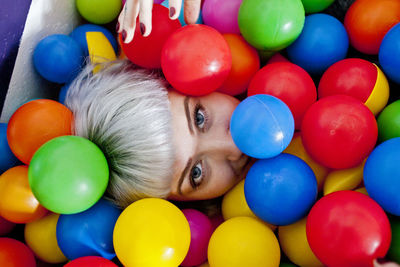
xmin=161 ymin=0 xmax=203 ymax=25
xmin=161 ymin=24 xmax=231 ymax=96
xmin=0 ymin=238 xmax=36 ymax=267
xmin=364 ymin=137 xmax=400 ymax=216
xmin=230 ymin=94 xmax=294 ymax=159
xmin=301 ymin=0 xmax=334 ymax=13
xmin=388 ymin=216 xmax=400 ymax=263
xmin=248 ymin=62 xmax=317 ymax=129
xmin=377 ymin=100 xmax=400 ymax=142
xmin=306 ymin=191 xmax=391 ymax=267
xmin=7 ymin=99 xmax=73 ymax=164
xmin=244 ymin=154 xmax=317 ymax=225
xmin=70 ymin=24 xmax=118 ymax=57
xmin=284 ymin=133 xmax=328 ymax=192
xmin=0 ymin=123 xmax=18 ymax=173
xmin=266 ymin=53 xmax=290 ymax=64
xmin=76 ymin=0 xmax=121 ymax=24
xmin=238 ymin=0 xmax=305 ymax=51
xmin=301 ymin=95 xmax=378 ymax=169
xmin=318 ymin=58 xmax=389 ymax=115
xmin=222 ymin=180 xmax=257 ymax=221
xmin=29 ymin=135 xmax=109 ymax=214
xmin=379 ymin=22 xmax=400 ymax=84
xmin=0 ymin=216 xmax=15 ymax=236
xmin=58 ymin=84 xmax=70 ymax=104
xmin=65 ymin=256 xmax=118 ymax=267
xmin=56 ymin=199 xmax=121 ymax=260
xmin=202 ymin=0 xmax=242 ymax=34
xmin=180 ymin=209 xmax=213 ymax=267
xmin=217 ymin=34 xmax=260 ymax=96
xmin=287 ymin=14 xmax=349 ymax=75
xmin=344 ymin=0 xmax=400 ymax=55
xmin=0 ymin=166 xmax=47 ymax=223
xmin=208 ymin=216 xmax=280 ymax=267
xmin=33 ymin=34 xmax=84 ymax=83
xmin=278 ymin=217 xmax=323 ymax=267
xmin=121 ymin=4 xmax=181 ymax=69
xmin=113 ymin=198 xmax=190 ymax=267
xmin=25 ymin=213 xmax=67 ymax=264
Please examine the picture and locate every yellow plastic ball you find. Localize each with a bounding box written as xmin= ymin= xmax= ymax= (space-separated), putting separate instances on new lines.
xmin=364 ymin=64 xmax=389 ymax=116
xmin=208 ymin=217 xmax=280 ymax=267
xmin=24 ymin=213 xmax=67 ymax=264
xmin=278 ymin=217 xmax=323 ymax=267
xmin=323 ymin=160 xmax=365 ymax=195
xmin=113 ymin=198 xmax=190 ymax=267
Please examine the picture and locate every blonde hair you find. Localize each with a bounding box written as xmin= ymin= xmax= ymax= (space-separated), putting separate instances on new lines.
xmin=64 ymin=60 xmax=174 ymax=208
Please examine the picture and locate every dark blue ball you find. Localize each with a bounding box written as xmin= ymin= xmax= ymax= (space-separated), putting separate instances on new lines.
xmin=364 ymin=137 xmax=400 ymax=216
xmin=56 ymin=199 xmax=121 ymax=260
xmin=230 ymin=94 xmax=294 ymax=159
xmin=58 ymin=84 xmax=70 ymax=104
xmin=0 ymin=123 xmax=19 ymax=173
xmin=244 ymin=153 xmax=318 ymax=225
xmin=287 ymin=13 xmax=349 ymax=75
xmin=33 ymin=34 xmax=84 ymax=83
xmin=70 ymin=24 xmax=118 ymax=57
xmin=379 ymin=23 xmax=400 ymax=84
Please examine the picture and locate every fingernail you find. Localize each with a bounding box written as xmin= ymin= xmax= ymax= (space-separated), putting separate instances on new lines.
xmin=121 ymin=30 xmax=127 ymax=42
xmin=116 ymin=22 xmax=120 ymax=32
xmin=140 ymin=23 xmax=146 ymax=35
xmin=170 ymin=7 xmax=176 ymax=18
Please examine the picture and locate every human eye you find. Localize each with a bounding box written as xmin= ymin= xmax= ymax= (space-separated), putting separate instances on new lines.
xmin=189 ymin=161 xmax=204 ymax=189
xmin=193 ymin=103 xmax=208 ymax=131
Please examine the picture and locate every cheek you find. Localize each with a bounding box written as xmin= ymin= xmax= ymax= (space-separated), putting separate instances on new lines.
xmin=209 ymin=165 xmax=238 ymax=195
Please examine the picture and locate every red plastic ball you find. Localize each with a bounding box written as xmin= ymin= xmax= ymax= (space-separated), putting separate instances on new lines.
xmin=64 ymin=256 xmax=118 ymax=267
xmin=266 ymin=53 xmax=290 ymax=65
xmin=248 ymin=62 xmax=317 ymax=130
xmin=0 ymin=216 xmax=15 ymax=236
xmin=301 ymin=95 xmax=377 ymax=169
xmin=161 ymin=24 xmax=232 ymax=96
xmin=217 ymin=34 xmax=260 ymax=96
xmin=344 ymin=0 xmax=400 ymax=55
xmin=0 ymin=238 xmax=36 ymax=267
xmin=318 ymin=58 xmax=377 ymax=102
xmin=307 ymin=191 xmax=391 ymax=267
xmin=120 ymin=4 xmax=181 ymax=69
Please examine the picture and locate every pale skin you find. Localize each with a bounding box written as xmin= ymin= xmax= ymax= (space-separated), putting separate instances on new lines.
xmin=117 ymin=0 xmax=202 ymax=43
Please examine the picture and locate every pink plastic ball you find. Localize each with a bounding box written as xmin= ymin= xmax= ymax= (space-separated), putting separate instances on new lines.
xmin=180 ymin=209 xmax=214 ymax=267
xmin=202 ymin=0 xmax=242 ymax=34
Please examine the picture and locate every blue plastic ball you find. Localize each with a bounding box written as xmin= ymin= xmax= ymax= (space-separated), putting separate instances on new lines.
xmin=161 ymin=0 xmax=203 ymax=25
xmin=70 ymin=24 xmax=118 ymax=57
xmin=364 ymin=137 xmax=400 ymax=216
xmin=56 ymin=199 xmax=121 ymax=260
xmin=379 ymin=23 xmax=400 ymax=84
xmin=230 ymin=94 xmax=294 ymax=159
xmin=244 ymin=153 xmax=318 ymax=225
xmin=58 ymin=84 xmax=70 ymax=104
xmin=287 ymin=13 xmax=349 ymax=75
xmin=0 ymin=123 xmax=19 ymax=173
xmin=33 ymin=34 xmax=84 ymax=83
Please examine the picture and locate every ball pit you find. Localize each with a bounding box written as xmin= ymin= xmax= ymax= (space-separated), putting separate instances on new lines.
xmin=379 ymin=22 xmax=400 ymax=84
xmin=0 ymin=238 xmax=36 ymax=267
xmin=202 ymin=0 xmax=241 ymax=34
xmin=76 ymin=0 xmax=121 ymax=24
xmin=301 ymin=0 xmax=334 ymax=14
xmin=377 ymin=99 xmax=400 ymax=142
xmin=0 ymin=123 xmax=18 ymax=173
xmin=388 ymin=216 xmax=400 ymax=263
xmin=64 ymin=256 xmax=118 ymax=267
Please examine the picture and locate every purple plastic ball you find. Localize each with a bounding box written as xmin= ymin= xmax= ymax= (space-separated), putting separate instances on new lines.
xmin=202 ymin=0 xmax=242 ymax=34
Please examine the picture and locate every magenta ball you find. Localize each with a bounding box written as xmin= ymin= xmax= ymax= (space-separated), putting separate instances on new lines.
xmin=202 ymin=0 xmax=242 ymax=34
xmin=180 ymin=209 xmax=213 ymax=267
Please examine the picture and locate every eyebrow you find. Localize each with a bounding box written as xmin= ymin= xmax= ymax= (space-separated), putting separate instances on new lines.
xmin=184 ymin=96 xmax=194 ymax=135
xmin=178 ymin=158 xmax=192 ymax=195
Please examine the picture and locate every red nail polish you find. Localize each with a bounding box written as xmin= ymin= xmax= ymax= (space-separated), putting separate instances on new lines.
xmin=140 ymin=23 xmax=146 ymax=35
xmin=170 ymin=7 xmax=176 ymax=18
xmin=121 ymin=30 xmax=127 ymax=42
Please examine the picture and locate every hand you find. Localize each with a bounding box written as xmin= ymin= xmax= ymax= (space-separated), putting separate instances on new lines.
xmin=117 ymin=0 xmax=201 ymax=44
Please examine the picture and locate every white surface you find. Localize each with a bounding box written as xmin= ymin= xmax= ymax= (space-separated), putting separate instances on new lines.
xmin=1 ymin=0 xmax=81 ymax=122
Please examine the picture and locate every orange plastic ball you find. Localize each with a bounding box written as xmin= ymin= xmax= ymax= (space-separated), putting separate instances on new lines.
xmin=344 ymin=0 xmax=400 ymax=55
xmin=218 ymin=34 xmax=260 ymax=96
xmin=7 ymin=99 xmax=73 ymax=164
xmin=0 ymin=166 xmax=47 ymax=223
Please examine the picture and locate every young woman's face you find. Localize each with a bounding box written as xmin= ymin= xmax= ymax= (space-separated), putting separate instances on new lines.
xmin=168 ymin=90 xmax=252 ymax=201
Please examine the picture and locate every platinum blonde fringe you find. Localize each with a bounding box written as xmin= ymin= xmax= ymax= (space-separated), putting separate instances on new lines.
xmin=64 ymin=59 xmax=174 ymax=208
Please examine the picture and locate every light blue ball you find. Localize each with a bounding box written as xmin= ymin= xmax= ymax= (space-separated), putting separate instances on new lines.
xmin=33 ymin=34 xmax=84 ymax=84
xmin=364 ymin=137 xmax=400 ymax=216
xmin=230 ymin=94 xmax=294 ymax=159
xmin=379 ymin=23 xmax=400 ymax=84
xmin=161 ymin=0 xmax=203 ymax=25
xmin=287 ymin=13 xmax=349 ymax=75
xmin=56 ymin=199 xmax=121 ymax=260
xmin=244 ymin=153 xmax=318 ymax=225
xmin=0 ymin=123 xmax=19 ymax=173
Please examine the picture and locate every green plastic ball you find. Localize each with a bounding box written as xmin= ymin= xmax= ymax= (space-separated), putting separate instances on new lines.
xmin=301 ymin=0 xmax=335 ymax=13
xmin=76 ymin=0 xmax=122 ymax=25
xmin=29 ymin=135 xmax=109 ymax=214
xmin=377 ymin=100 xmax=400 ymax=142
xmin=387 ymin=216 xmax=400 ymax=263
xmin=238 ymin=0 xmax=305 ymax=51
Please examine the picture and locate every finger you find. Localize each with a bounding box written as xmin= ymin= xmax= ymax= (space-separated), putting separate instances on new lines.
xmin=139 ymin=0 xmax=153 ymax=37
xmin=122 ymin=0 xmax=140 ymax=43
xmin=168 ymin=0 xmax=182 ymax=20
xmin=184 ymin=0 xmax=201 ymax=25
